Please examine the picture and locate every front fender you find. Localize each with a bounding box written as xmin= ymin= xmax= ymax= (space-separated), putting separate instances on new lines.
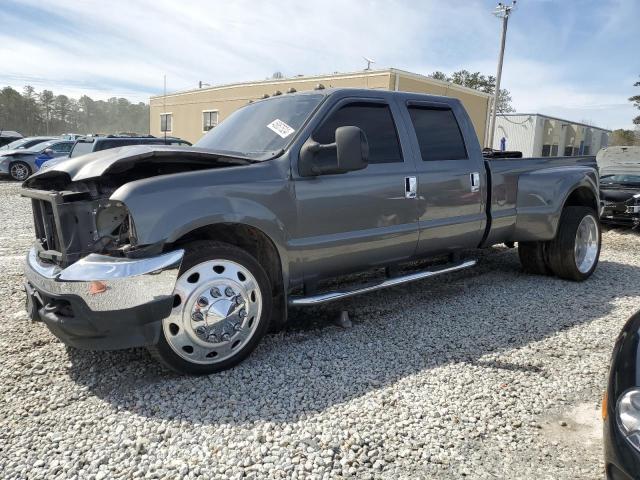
xmin=514 ymin=166 xmax=599 ymax=241
xmin=109 ymin=162 xmax=295 ymax=280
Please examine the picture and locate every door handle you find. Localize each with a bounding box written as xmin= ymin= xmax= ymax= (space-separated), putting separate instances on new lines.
xmin=470 ymin=172 xmax=480 ymax=193
xmin=405 ymin=176 xmax=417 ymax=199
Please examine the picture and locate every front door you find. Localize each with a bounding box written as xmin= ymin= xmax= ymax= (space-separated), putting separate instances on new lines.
xmin=292 ymin=98 xmax=419 ymax=284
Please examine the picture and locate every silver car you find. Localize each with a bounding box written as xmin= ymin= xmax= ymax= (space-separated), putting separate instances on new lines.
xmin=0 ymin=139 xmax=74 ymax=181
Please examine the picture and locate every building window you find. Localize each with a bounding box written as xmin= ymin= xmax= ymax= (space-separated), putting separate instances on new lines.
xmin=160 ymin=113 xmax=172 ymax=132
xmin=550 ymin=144 xmax=559 ymax=156
xmin=583 ymin=146 xmax=590 ymax=155
xmin=564 ymin=146 xmax=573 ymax=156
xmin=541 ymin=144 xmax=551 ymax=157
xmin=203 ymin=111 xmax=219 ymax=132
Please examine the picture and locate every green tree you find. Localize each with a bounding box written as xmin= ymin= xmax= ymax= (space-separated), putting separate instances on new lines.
xmin=22 ymin=85 xmax=42 ymax=135
xmin=429 ymin=69 xmax=515 ymax=113
xmin=609 ymin=129 xmax=638 ymax=146
xmin=630 ymin=76 xmax=640 ymax=125
xmin=53 ymin=95 xmax=71 ymax=124
xmin=38 ymin=90 xmax=55 ymax=134
xmin=0 ymin=85 xmax=149 ymax=136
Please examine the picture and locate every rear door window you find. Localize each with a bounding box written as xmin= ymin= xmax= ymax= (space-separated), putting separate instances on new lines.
xmin=407 ymin=107 xmax=468 ymax=161
xmin=52 ymin=142 xmax=72 ymax=153
xmin=314 ymin=102 xmax=403 ymax=164
xmin=70 ymin=141 xmax=95 ymax=158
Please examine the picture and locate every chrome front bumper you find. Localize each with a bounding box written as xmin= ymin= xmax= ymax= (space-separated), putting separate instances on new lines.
xmin=24 ymin=246 xmax=184 ymax=311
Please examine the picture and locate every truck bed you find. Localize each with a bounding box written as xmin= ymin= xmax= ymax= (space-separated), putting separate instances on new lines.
xmin=483 ymin=155 xmax=598 ymax=247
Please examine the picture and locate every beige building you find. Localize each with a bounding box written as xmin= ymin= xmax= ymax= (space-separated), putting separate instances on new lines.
xmin=150 ymin=68 xmax=493 ymax=146
xmin=493 ymin=113 xmax=611 ymax=157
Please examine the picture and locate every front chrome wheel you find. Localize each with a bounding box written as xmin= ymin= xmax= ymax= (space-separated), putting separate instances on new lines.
xmin=574 ymin=214 xmax=599 ymax=274
xmin=163 ymin=259 xmax=263 ymax=364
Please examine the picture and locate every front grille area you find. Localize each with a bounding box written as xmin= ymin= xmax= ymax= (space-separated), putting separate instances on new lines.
xmin=32 ymin=198 xmax=62 ymax=253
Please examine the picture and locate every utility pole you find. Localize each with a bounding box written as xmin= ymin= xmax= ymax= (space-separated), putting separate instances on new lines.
xmin=163 ymin=74 xmax=167 ymax=144
xmin=488 ymin=1 xmax=516 ymax=150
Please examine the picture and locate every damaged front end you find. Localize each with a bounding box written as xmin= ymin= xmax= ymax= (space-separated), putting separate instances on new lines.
xmin=24 ymin=186 xmax=137 ymax=267
xmin=20 ymin=145 xmax=251 ymax=350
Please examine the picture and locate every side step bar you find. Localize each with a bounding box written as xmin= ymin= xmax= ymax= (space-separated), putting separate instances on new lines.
xmin=288 ymin=259 xmax=477 ymax=307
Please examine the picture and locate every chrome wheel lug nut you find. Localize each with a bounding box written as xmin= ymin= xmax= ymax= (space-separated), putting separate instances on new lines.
xmin=197 ymin=296 xmax=209 ymax=307
xmin=225 ymin=287 xmax=234 ymax=297
xmin=235 ymin=295 xmax=243 ymax=306
xmin=210 ymin=287 xmax=221 ymax=298
xmin=238 ymin=308 xmax=247 ymax=319
xmin=191 ymin=311 xmax=204 ymax=322
xmin=221 ymin=333 xmax=230 ymax=341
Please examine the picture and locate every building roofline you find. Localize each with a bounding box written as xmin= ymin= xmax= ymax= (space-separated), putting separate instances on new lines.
xmin=498 ymin=113 xmax=611 ymax=132
xmin=388 ymin=68 xmax=493 ymax=99
xmin=150 ymin=69 xmax=392 ymax=100
xmin=150 ymin=67 xmax=493 ymax=101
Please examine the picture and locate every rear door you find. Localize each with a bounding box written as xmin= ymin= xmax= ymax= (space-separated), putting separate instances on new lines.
xmin=292 ymin=96 xmax=419 ymax=282
xmin=401 ymin=101 xmax=487 ymax=255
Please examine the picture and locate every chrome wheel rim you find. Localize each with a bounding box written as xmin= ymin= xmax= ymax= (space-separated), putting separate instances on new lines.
xmin=163 ymin=259 xmax=262 ymax=364
xmin=10 ymin=163 xmax=29 ymax=180
xmin=574 ymin=214 xmax=599 ymax=274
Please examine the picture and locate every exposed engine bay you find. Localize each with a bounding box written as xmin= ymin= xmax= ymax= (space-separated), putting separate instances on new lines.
xmin=22 ymin=147 xmax=252 ymax=266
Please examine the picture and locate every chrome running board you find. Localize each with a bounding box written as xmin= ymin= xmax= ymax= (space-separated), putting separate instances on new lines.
xmin=288 ymin=259 xmax=477 ymax=307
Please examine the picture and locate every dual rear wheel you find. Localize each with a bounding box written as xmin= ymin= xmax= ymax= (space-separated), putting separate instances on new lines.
xmin=518 ymin=206 xmax=601 ymax=281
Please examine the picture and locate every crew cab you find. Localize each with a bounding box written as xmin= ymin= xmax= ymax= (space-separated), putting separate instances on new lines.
xmin=21 ymin=89 xmax=601 ymax=374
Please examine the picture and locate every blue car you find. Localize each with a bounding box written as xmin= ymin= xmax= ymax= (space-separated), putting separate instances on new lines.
xmin=0 ymin=139 xmax=74 ymax=180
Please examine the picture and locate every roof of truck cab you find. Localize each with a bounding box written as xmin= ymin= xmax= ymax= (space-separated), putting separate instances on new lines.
xmin=253 ymin=87 xmax=463 ymax=105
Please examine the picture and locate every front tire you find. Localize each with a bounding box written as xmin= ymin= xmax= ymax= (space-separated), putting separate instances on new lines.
xmin=9 ymin=161 xmax=31 ymax=181
xmin=546 ymin=206 xmax=601 ymax=281
xmin=148 ymin=241 xmax=272 ymax=374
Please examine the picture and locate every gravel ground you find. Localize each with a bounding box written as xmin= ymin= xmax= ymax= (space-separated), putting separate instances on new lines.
xmin=1 ymin=179 xmax=639 ymax=479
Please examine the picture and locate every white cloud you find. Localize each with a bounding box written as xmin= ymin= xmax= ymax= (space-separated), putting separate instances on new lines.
xmin=0 ymin=0 xmax=636 ymax=129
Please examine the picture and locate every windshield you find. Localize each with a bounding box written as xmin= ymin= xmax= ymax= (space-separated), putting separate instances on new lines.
xmin=194 ymin=94 xmax=324 ymax=159
xmin=1 ymin=138 xmax=31 ymax=150
xmin=70 ymin=140 xmax=96 ymax=158
xmin=601 ymin=174 xmax=640 ymax=185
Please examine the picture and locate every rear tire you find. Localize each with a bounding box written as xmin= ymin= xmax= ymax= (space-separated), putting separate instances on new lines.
xmin=9 ymin=161 xmax=31 ymax=181
xmin=148 ymin=241 xmax=273 ymax=375
xmin=518 ymin=241 xmax=552 ymax=275
xmin=546 ymin=206 xmax=601 ymax=281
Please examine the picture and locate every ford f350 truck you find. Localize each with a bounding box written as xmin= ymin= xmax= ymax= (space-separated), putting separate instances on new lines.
xmin=21 ymin=89 xmax=601 ymax=374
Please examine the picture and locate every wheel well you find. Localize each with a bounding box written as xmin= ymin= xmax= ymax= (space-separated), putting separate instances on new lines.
xmin=564 ymin=187 xmax=598 ymax=212
xmin=168 ymin=223 xmax=284 ymax=297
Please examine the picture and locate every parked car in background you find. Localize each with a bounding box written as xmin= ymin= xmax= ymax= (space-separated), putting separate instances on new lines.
xmin=0 ymin=130 xmax=23 ymax=148
xmin=68 ymin=135 xmax=192 ymax=159
xmin=603 ymin=310 xmax=640 ymax=480
xmin=598 ymin=146 xmax=640 ymax=228
xmin=0 ymin=136 xmax=57 ymax=151
xmin=0 ymin=139 xmax=74 ymax=180
xmin=22 ymin=89 xmax=602 ymax=374
xmin=60 ymin=133 xmax=83 ymax=141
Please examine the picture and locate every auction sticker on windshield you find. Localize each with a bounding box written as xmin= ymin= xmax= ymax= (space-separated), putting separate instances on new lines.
xmin=267 ymin=119 xmax=295 ymax=139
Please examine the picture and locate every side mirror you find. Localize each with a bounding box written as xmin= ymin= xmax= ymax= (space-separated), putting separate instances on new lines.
xmin=299 ymin=126 xmax=369 ymax=177
xmin=44 ymin=148 xmax=54 ymax=155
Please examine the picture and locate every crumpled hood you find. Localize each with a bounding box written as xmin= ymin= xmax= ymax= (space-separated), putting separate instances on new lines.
xmin=25 ymin=144 xmax=248 ymax=183
xmin=0 ymin=148 xmax=37 ymax=157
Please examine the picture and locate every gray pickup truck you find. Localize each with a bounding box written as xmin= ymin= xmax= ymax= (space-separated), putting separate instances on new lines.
xmin=21 ymin=88 xmax=601 ymax=374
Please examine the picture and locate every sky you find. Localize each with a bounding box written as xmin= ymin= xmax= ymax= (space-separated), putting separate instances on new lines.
xmin=0 ymin=0 xmax=638 ymax=130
